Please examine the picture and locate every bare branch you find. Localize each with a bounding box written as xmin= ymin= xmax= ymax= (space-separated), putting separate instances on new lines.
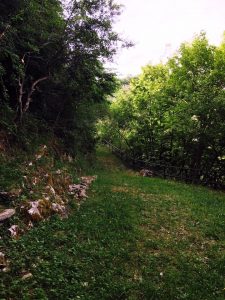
xmin=18 ymin=77 xmax=25 ymax=120
xmin=23 ymin=76 xmax=49 ymax=113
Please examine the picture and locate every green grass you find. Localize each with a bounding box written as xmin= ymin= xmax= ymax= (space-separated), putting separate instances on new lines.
xmin=1 ymin=147 xmax=225 ymax=299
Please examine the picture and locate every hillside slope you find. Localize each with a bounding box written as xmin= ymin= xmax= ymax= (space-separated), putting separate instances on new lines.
xmin=1 ymin=148 xmax=225 ymax=299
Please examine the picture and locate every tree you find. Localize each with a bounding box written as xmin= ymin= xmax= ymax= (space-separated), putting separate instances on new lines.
xmin=0 ymin=0 xmax=125 ymax=154
xmin=101 ymin=33 xmax=225 ymax=187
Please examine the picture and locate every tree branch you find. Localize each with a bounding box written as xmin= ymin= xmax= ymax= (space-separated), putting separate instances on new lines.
xmin=23 ymin=76 xmax=49 ymax=113
xmin=18 ymin=76 xmax=25 ymax=121
xmin=0 ymin=25 xmax=11 ymax=41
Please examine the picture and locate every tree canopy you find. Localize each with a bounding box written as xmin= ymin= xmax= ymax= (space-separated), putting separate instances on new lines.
xmin=99 ymin=33 xmax=225 ymax=188
xmin=0 ymin=0 xmax=123 ymax=153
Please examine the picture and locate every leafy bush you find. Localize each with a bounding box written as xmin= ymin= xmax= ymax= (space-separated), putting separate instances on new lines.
xmin=100 ymin=33 xmax=225 ymax=187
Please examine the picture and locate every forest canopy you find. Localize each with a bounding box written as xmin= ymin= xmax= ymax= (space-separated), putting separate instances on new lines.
xmin=99 ymin=33 xmax=225 ymax=188
xmin=0 ymin=0 xmax=124 ymax=153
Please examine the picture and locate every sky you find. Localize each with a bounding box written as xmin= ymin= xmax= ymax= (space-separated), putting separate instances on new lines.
xmin=106 ymin=0 xmax=225 ymax=77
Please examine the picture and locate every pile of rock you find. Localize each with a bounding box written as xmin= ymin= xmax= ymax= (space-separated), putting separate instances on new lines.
xmin=0 ymin=176 xmax=97 ymax=240
xmin=69 ymin=176 xmax=97 ymax=200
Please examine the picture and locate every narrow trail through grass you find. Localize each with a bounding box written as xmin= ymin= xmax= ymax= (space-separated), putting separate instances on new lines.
xmin=1 ymin=148 xmax=225 ymax=299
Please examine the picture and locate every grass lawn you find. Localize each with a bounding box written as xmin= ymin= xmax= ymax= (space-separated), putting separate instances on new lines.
xmin=1 ymin=147 xmax=225 ymax=299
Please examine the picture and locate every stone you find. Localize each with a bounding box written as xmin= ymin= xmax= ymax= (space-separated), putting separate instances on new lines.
xmin=8 ymin=225 xmax=20 ymax=239
xmin=139 ymin=169 xmax=154 ymax=177
xmin=21 ymin=272 xmax=33 ymax=280
xmin=0 ymin=209 xmax=15 ymax=221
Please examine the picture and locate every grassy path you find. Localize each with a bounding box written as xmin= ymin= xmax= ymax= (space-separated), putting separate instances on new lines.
xmin=1 ymin=148 xmax=225 ymax=299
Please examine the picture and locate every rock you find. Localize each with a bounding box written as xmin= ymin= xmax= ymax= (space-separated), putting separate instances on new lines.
xmin=21 ymin=272 xmax=33 ymax=280
xmin=51 ymin=203 xmax=66 ymax=214
xmin=69 ymin=176 xmax=97 ymax=199
xmin=8 ymin=225 xmax=20 ymax=239
xmin=79 ymin=189 xmax=88 ymax=199
xmin=0 ymin=209 xmax=15 ymax=221
xmin=139 ymin=169 xmax=153 ymax=177
xmin=80 ymin=176 xmax=97 ymax=186
xmin=28 ymin=201 xmax=42 ymax=221
xmin=2 ymin=266 xmax=10 ymax=272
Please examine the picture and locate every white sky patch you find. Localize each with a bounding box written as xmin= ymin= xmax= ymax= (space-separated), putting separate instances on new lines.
xmin=106 ymin=0 xmax=225 ymax=77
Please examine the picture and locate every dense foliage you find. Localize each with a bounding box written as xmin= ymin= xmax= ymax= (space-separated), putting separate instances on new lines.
xmin=0 ymin=0 xmax=123 ymax=153
xmin=99 ymin=33 xmax=225 ymax=187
